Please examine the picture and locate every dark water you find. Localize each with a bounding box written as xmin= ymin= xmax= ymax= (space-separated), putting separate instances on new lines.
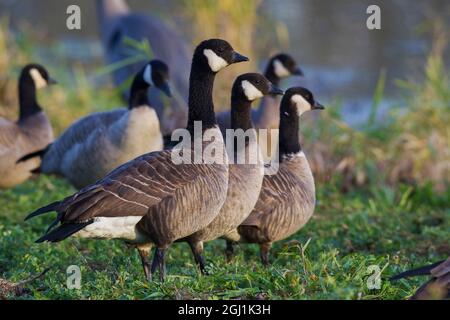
xmin=0 ymin=0 xmax=449 ymax=125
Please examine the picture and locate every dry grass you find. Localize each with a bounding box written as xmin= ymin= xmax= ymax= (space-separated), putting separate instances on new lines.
xmin=305 ymin=22 xmax=449 ymax=192
xmin=181 ymin=0 xmax=262 ymax=111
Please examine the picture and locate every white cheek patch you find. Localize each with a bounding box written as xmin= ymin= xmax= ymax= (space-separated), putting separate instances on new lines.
xmin=273 ymin=59 xmax=291 ymax=78
xmin=291 ymin=94 xmax=311 ymax=115
xmin=203 ymin=49 xmax=229 ymax=72
xmin=29 ymin=68 xmax=47 ymax=89
xmin=241 ymin=80 xmax=263 ymax=101
xmin=143 ymin=64 xmax=154 ymax=86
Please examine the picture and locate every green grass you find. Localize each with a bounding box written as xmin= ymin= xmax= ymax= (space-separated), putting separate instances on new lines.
xmin=0 ymin=176 xmax=448 ymax=300
xmin=0 ymin=11 xmax=448 ymax=301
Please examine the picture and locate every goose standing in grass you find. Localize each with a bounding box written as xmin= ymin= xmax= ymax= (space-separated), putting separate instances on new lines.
xmin=96 ymin=0 xmax=190 ymax=136
xmin=180 ymin=73 xmax=284 ymax=274
xmin=216 ymin=53 xmax=302 ymax=159
xmin=19 ymin=60 xmax=171 ymax=189
xmin=225 ymin=87 xmax=324 ymax=265
xmin=25 ymin=39 xmax=248 ymax=281
xmin=391 ymin=257 xmax=449 ymax=300
xmin=0 ymin=64 xmax=55 ymax=189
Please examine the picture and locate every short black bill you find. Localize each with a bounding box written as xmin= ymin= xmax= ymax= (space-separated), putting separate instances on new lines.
xmin=232 ymin=51 xmax=249 ymax=64
xmin=292 ymin=67 xmax=304 ymax=76
xmin=47 ymin=77 xmax=57 ymax=85
xmin=158 ymin=82 xmax=172 ymax=98
xmin=269 ymin=84 xmax=284 ymax=96
xmin=312 ymin=101 xmax=325 ymax=110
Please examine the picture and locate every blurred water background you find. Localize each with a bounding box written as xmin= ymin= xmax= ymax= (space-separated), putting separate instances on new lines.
xmin=0 ymin=0 xmax=449 ymax=126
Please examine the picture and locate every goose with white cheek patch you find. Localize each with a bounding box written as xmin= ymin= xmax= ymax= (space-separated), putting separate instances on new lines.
xmin=96 ymin=0 xmax=190 ymax=136
xmin=225 ymin=87 xmax=324 ymax=265
xmin=179 ymin=73 xmax=284 ymax=274
xmin=18 ymin=60 xmax=171 ymax=189
xmin=0 ymin=64 xmax=55 ymax=189
xmin=216 ymin=53 xmax=302 ymax=159
xmin=25 ymin=39 xmax=249 ymax=282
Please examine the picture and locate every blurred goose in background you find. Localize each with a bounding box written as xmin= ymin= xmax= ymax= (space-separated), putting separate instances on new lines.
xmin=96 ymin=0 xmax=190 ymax=136
xmin=391 ymin=257 xmax=450 ymax=300
xmin=25 ymin=39 xmax=249 ymax=282
xmin=216 ymin=53 xmax=302 ymax=159
xmin=225 ymin=87 xmax=324 ymax=265
xmin=0 ymin=64 xmax=55 ymax=189
xmin=180 ymin=73 xmax=283 ymax=274
xmin=19 ymin=60 xmax=171 ymax=189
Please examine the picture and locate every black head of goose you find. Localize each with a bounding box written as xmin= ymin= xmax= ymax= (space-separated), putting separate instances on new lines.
xmin=17 ymin=60 xmax=171 ymax=189
xmin=228 ymin=87 xmax=324 ymax=265
xmin=18 ymin=64 xmax=57 ymax=121
xmin=25 ymin=39 xmax=248 ymax=282
xmin=180 ymin=73 xmax=283 ymax=274
xmin=263 ymin=53 xmax=303 ymax=87
xmin=0 ymin=64 xmax=55 ymax=189
xmin=96 ymin=0 xmax=191 ymax=136
xmin=128 ymin=59 xmax=172 ymax=109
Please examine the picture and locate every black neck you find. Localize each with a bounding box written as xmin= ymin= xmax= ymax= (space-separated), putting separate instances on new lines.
xmin=187 ymin=61 xmax=217 ymax=132
xmin=128 ymin=74 xmax=149 ymax=109
xmin=18 ymin=75 xmax=41 ymax=120
xmin=278 ymin=109 xmax=301 ymax=160
xmin=231 ymin=95 xmax=253 ymax=131
xmin=264 ymin=64 xmax=280 ymax=87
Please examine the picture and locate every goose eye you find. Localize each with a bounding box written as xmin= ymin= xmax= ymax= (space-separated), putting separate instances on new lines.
xmin=218 ymin=47 xmax=225 ymax=53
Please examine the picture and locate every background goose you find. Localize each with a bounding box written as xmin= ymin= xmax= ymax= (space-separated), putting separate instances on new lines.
xmin=180 ymin=73 xmax=284 ymax=274
xmin=216 ymin=53 xmax=302 ymax=160
xmin=25 ymin=39 xmax=248 ymax=281
xmin=391 ymin=257 xmax=450 ymax=300
xmin=0 ymin=64 xmax=55 ymax=189
xmin=21 ymin=60 xmax=171 ymax=189
xmin=226 ymin=87 xmax=324 ymax=265
xmin=96 ymin=0 xmax=190 ymax=136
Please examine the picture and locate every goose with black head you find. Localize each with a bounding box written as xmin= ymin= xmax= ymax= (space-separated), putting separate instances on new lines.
xmin=25 ymin=39 xmax=248 ymax=282
xmin=0 ymin=64 xmax=55 ymax=188
xmin=180 ymin=73 xmax=283 ymax=274
xmin=225 ymin=87 xmax=324 ymax=265
xmin=96 ymin=0 xmax=191 ymax=136
xmin=18 ymin=60 xmax=171 ymax=189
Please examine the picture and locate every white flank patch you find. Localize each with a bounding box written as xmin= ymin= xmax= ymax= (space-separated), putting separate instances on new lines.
xmin=143 ymin=64 xmax=154 ymax=86
xmin=29 ymin=68 xmax=47 ymax=89
xmin=273 ymin=59 xmax=291 ymax=78
xmin=291 ymin=94 xmax=311 ymax=115
xmin=75 ymin=216 xmax=143 ymax=241
xmin=203 ymin=49 xmax=229 ymax=72
xmin=241 ymin=80 xmax=263 ymax=101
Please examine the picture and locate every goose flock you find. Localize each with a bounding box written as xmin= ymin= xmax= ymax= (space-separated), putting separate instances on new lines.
xmin=0 ymin=0 xmax=445 ymax=298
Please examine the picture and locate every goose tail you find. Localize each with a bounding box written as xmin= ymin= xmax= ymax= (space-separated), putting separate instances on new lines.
xmin=35 ymin=221 xmax=92 ymax=243
xmin=25 ymin=200 xmax=61 ymax=221
xmin=390 ymin=260 xmax=445 ymax=281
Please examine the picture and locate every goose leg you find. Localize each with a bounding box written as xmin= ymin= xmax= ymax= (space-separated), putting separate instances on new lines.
xmin=137 ymin=245 xmax=152 ymax=281
xmin=151 ymin=247 xmax=159 ymax=275
xmin=189 ymin=241 xmax=208 ymax=275
xmin=225 ymin=240 xmax=235 ymax=262
xmin=155 ymin=247 xmax=167 ymax=282
xmin=260 ymin=243 xmax=272 ymax=266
